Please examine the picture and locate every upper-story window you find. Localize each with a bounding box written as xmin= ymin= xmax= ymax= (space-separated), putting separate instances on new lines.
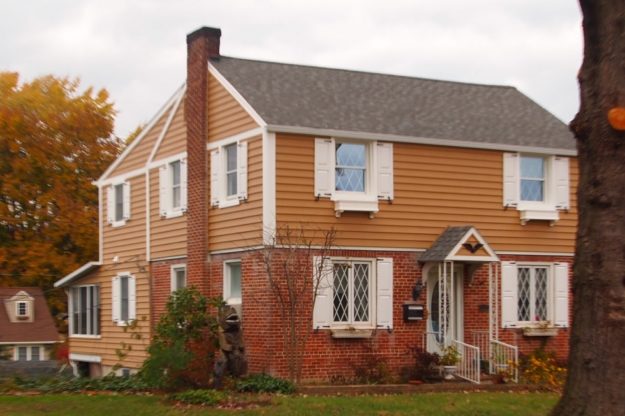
xmin=503 ymin=153 xmax=569 ymax=225
xmin=335 ymin=143 xmax=366 ymax=192
xmin=159 ymin=158 xmax=187 ymax=218
xmin=107 ymin=181 xmax=130 ymax=227
xmin=170 ymin=264 xmax=187 ymax=292
xmin=520 ymin=156 xmax=545 ymax=202
xmin=315 ymin=138 xmax=393 ymax=217
xmin=210 ymin=141 xmax=248 ymax=208
xmin=70 ymin=285 xmax=100 ymax=336
xmin=112 ymin=274 xmax=136 ymax=326
xmin=15 ymin=301 xmax=28 ymax=318
xmin=501 ymin=262 xmax=569 ymax=329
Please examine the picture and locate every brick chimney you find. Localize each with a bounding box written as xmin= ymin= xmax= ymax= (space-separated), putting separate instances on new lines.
xmin=186 ymin=27 xmax=221 ymax=292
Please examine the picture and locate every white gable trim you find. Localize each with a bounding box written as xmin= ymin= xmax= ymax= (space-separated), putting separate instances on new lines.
xmin=54 ymin=261 xmax=102 ymax=288
xmin=446 ymin=227 xmax=499 ymax=262
xmin=208 ymin=62 xmax=267 ymax=127
xmin=97 ymin=83 xmax=186 ymax=183
xmin=266 ymin=124 xmax=577 ymax=157
xmin=147 ymin=85 xmax=186 ymax=164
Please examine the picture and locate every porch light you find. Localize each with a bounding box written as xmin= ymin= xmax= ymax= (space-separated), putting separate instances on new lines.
xmin=412 ymin=281 xmax=425 ymax=301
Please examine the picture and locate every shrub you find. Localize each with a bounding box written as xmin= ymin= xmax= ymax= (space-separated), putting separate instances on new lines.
xmin=406 ymin=347 xmax=441 ymax=382
xmin=519 ymin=349 xmax=567 ymax=391
xmin=10 ymin=374 xmax=151 ymax=393
xmin=140 ymin=287 xmax=222 ymax=390
xmin=235 ymin=374 xmax=295 ymax=394
xmin=170 ymin=389 xmax=225 ymax=406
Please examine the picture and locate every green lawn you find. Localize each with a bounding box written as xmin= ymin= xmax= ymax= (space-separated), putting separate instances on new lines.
xmin=0 ymin=392 xmax=558 ymax=415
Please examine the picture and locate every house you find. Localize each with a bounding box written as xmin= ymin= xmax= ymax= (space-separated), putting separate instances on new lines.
xmin=0 ymin=287 xmax=60 ymax=367
xmin=55 ymin=27 xmax=576 ymax=382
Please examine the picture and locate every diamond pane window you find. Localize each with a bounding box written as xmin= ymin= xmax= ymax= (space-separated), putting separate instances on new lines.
xmin=333 ymin=264 xmax=349 ymax=322
xmin=353 ymin=263 xmax=370 ymax=322
xmin=336 ymin=143 xmax=366 ymax=192
xmin=520 ymin=156 xmax=545 ymax=201
xmin=517 ymin=266 xmax=550 ymax=323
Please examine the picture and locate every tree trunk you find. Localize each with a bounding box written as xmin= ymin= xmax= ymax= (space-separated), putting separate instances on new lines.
xmin=552 ymin=2 xmax=625 ymax=415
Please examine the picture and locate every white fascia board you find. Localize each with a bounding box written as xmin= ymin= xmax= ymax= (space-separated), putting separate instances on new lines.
xmin=98 ymin=166 xmax=146 ymax=187
xmin=207 ymin=62 xmax=267 ymax=127
xmin=266 ymin=124 xmax=578 ymax=157
xmin=147 ymin=152 xmax=188 ymax=170
xmin=97 ymin=83 xmax=186 ymax=184
xmin=69 ymin=353 xmax=102 ymax=363
xmin=497 ymin=251 xmax=575 ymax=257
xmin=147 ymin=85 xmax=186 ymax=164
xmin=54 ymin=261 xmax=101 ymax=288
xmin=0 ymin=341 xmax=59 ymax=345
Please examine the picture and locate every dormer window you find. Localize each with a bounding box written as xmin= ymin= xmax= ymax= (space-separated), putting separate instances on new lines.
xmin=16 ymin=301 xmax=28 ymax=318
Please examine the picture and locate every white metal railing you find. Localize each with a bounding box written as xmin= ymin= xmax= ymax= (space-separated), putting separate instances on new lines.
xmin=471 ymin=330 xmax=490 ymax=365
xmin=453 ymin=340 xmax=481 ymax=384
xmin=490 ymin=339 xmax=518 ymax=382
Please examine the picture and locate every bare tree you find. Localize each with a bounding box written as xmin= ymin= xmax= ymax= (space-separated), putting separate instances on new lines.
xmin=552 ymin=2 xmax=625 ymax=415
xmin=260 ymin=225 xmax=336 ymax=384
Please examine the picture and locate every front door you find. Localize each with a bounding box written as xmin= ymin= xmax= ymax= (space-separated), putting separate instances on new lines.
xmin=426 ymin=264 xmax=464 ymax=354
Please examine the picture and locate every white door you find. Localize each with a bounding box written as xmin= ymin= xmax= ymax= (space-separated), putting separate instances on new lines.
xmin=426 ymin=264 xmax=464 ymax=354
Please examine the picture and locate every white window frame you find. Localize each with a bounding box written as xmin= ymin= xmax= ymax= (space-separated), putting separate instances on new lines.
xmin=516 ymin=264 xmax=552 ymax=325
xmin=210 ymin=141 xmax=248 ymax=209
xmin=15 ymin=301 xmax=28 ymax=318
xmin=112 ymin=273 xmax=136 ymax=327
xmin=13 ymin=345 xmax=43 ymax=361
xmin=107 ymin=181 xmax=130 ymax=227
xmin=223 ymin=260 xmax=242 ymax=305
xmin=329 ymin=259 xmax=374 ymax=328
xmin=502 ymin=153 xmax=569 ymax=225
xmin=170 ymin=264 xmax=187 ymax=292
xmin=69 ymin=285 xmax=100 ymax=337
xmin=315 ymin=138 xmax=393 ymax=217
xmin=501 ymin=261 xmax=569 ymax=329
xmin=159 ymin=158 xmax=188 ymax=219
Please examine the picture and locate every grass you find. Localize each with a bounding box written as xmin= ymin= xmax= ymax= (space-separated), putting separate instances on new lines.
xmin=0 ymin=391 xmax=558 ymax=415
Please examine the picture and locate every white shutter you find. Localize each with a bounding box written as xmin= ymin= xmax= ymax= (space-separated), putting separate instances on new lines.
xmin=128 ymin=276 xmax=137 ymax=322
xmin=112 ymin=277 xmax=120 ymax=323
xmin=159 ymin=165 xmax=169 ymax=216
xmin=210 ymin=149 xmax=221 ymax=207
xmin=501 ymin=261 xmax=518 ymax=328
xmin=106 ymin=186 xmax=114 ymax=224
xmin=376 ymin=258 xmax=394 ymax=329
xmin=122 ymin=182 xmax=131 ymax=220
xmin=503 ymin=153 xmax=519 ymax=207
xmin=552 ymin=156 xmax=570 ymax=210
xmin=237 ymin=141 xmax=248 ymax=200
xmin=180 ymin=158 xmax=188 ymax=211
xmin=553 ymin=263 xmax=569 ymax=327
xmin=376 ymin=142 xmax=394 ymax=200
xmin=312 ymin=256 xmax=333 ymax=329
xmin=314 ymin=138 xmax=335 ymax=197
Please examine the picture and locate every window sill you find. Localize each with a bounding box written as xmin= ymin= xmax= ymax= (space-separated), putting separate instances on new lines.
xmin=110 ymin=220 xmax=127 ymax=228
xmin=162 ymin=209 xmax=185 ymax=219
xmin=522 ymin=327 xmax=559 ymax=337
xmin=333 ymin=198 xmax=379 ymax=218
xmin=69 ymin=334 xmax=102 ymax=339
xmin=215 ymin=198 xmax=241 ymax=209
xmin=519 ymin=208 xmax=559 ymax=226
xmin=330 ymin=328 xmax=374 ymax=339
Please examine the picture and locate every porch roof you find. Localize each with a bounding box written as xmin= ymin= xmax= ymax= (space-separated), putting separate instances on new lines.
xmin=419 ymin=226 xmax=499 ymax=263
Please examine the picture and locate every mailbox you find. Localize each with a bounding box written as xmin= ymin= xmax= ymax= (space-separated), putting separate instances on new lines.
xmin=402 ymin=303 xmax=424 ymax=322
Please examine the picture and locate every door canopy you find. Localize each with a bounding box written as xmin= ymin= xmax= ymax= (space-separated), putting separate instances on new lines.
xmin=420 ymin=226 xmax=499 ymax=263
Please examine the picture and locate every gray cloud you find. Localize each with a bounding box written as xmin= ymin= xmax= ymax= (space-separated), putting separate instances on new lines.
xmin=1 ymin=0 xmax=582 ymax=138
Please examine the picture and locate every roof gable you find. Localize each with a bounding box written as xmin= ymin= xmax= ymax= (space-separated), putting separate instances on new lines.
xmin=420 ymin=226 xmax=498 ymax=263
xmin=210 ymin=56 xmax=575 ymax=152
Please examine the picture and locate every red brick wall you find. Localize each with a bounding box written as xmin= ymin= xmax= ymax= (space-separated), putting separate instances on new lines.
xmin=150 ymin=258 xmax=187 ymax=327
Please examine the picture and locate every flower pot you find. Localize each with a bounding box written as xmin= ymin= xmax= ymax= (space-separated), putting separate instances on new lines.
xmin=442 ymin=365 xmax=457 ymax=380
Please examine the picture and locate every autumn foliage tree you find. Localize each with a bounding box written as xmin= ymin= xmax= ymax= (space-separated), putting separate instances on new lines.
xmin=0 ymin=72 xmax=121 ymax=314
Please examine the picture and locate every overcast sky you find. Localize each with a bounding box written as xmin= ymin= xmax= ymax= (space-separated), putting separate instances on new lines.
xmin=2 ymin=0 xmax=583 ymax=139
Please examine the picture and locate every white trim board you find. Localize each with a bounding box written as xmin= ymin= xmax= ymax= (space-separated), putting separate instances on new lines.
xmin=208 ymin=63 xmax=267 ymax=127
xmin=496 ymin=251 xmax=575 ymax=257
xmin=54 ymin=261 xmax=101 ymax=288
xmin=147 ymin=86 xmax=186 ymax=164
xmin=0 ymin=341 xmax=59 ymax=345
xmin=69 ymin=353 xmax=102 ymax=363
xmin=98 ymin=83 xmax=186 ymax=183
xmin=262 ymin=129 xmax=276 ymax=245
xmin=206 ymin=127 xmax=264 ymax=150
xmin=266 ymin=124 xmax=577 ymax=157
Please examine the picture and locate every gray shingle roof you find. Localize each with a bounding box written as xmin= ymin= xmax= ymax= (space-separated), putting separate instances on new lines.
xmin=210 ymin=56 xmax=575 ymax=151
xmin=419 ymin=226 xmax=473 ymax=262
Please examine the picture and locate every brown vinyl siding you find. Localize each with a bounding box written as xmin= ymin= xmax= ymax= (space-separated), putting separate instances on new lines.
xmin=102 ymin=175 xmax=147 ymax=261
xmin=149 ymin=168 xmax=187 ymax=259
xmin=207 ymin=73 xmax=258 ymax=142
xmin=152 ymin=99 xmax=186 ymax=160
xmin=68 ymin=267 xmax=151 ymax=369
xmin=208 ymin=137 xmax=263 ymax=251
xmin=275 ymin=133 xmax=578 ymax=253
xmin=109 ymin=110 xmax=170 ymax=177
